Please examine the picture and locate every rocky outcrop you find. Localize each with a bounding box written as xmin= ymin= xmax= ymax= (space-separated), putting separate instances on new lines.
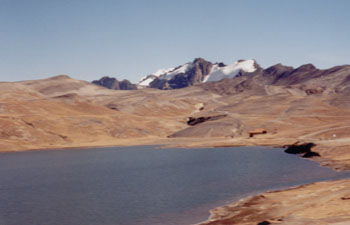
xmin=284 ymin=142 xmax=320 ymax=158
xmin=187 ymin=115 xmax=227 ymax=126
xmin=257 ymin=221 xmax=271 ymax=225
xmin=305 ymin=87 xmax=325 ymax=95
xmin=92 ymin=76 xmax=137 ymax=90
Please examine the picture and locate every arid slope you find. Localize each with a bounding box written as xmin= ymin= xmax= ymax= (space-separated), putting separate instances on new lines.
xmin=1 ymin=70 xmax=350 ymax=171
xmin=0 ymin=75 xmax=211 ymax=151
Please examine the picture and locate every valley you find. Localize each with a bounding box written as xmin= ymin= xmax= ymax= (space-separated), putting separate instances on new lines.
xmin=1 ymin=60 xmax=350 ymax=224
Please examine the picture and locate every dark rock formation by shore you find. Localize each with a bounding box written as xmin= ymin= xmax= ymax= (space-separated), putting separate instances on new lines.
xmin=284 ymin=142 xmax=320 ymax=158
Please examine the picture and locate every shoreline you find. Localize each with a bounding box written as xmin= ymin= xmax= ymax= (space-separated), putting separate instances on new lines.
xmin=197 ymin=178 xmax=350 ymax=225
xmin=3 ymin=136 xmax=348 ymax=172
xmin=0 ymin=136 xmax=293 ymax=152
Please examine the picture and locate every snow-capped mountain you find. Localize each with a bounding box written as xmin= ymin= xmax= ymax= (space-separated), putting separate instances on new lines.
xmin=138 ymin=58 xmax=259 ymax=89
xmin=202 ymin=59 xmax=257 ymax=82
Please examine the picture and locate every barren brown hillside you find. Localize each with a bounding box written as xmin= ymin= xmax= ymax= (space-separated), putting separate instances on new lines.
xmin=1 ymin=69 xmax=350 ymax=172
xmin=0 ymin=75 xmax=201 ymax=151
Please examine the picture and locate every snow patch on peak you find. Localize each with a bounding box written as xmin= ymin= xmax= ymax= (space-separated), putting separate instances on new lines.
xmin=138 ymin=76 xmax=155 ymax=86
xmin=203 ymin=59 xmax=257 ymax=83
xmin=162 ymin=63 xmax=192 ymax=80
xmin=235 ymin=59 xmax=257 ymax=72
xmin=153 ymin=67 xmax=175 ymax=77
xmin=138 ymin=67 xmax=174 ymax=86
xmin=138 ymin=62 xmax=193 ymax=86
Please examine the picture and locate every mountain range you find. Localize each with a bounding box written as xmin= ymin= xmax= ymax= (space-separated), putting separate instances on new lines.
xmin=92 ymin=57 xmax=350 ymax=95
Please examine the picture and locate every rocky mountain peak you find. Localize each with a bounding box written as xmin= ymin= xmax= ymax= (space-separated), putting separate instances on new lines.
xmin=295 ymin=64 xmax=317 ymax=72
xmin=193 ymin=57 xmax=208 ymax=64
xmin=92 ymin=76 xmax=137 ymax=90
xmin=264 ymin=64 xmax=294 ymax=75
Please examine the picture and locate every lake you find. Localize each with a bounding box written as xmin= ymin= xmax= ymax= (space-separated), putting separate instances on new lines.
xmin=0 ymin=146 xmax=349 ymax=225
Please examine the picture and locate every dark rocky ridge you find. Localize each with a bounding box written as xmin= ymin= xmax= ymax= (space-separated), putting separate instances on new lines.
xmin=92 ymin=76 xmax=137 ymax=90
xmin=199 ymin=63 xmax=350 ymax=97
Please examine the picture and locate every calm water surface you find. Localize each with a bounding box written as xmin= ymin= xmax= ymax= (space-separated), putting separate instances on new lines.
xmin=0 ymin=146 xmax=349 ymax=225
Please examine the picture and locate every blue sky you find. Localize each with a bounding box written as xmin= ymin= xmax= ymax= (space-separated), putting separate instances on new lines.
xmin=0 ymin=0 xmax=349 ymax=82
